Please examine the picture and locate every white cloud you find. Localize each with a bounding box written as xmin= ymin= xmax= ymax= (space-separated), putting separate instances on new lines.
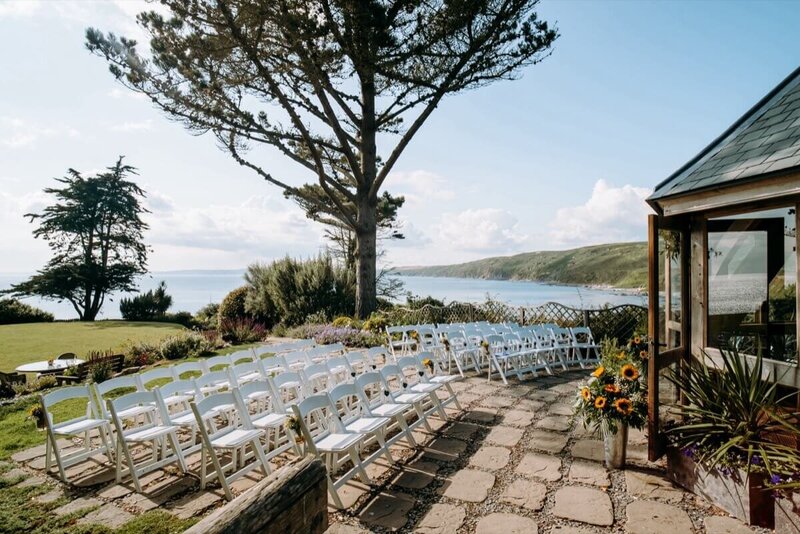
xmin=439 ymin=208 xmax=529 ymax=253
xmin=0 ymin=117 xmax=79 ymax=149
xmin=111 ymin=119 xmax=153 ymax=132
xmin=386 ymin=170 xmax=456 ymax=206
xmin=108 ymin=88 xmax=148 ymax=101
xmin=0 ymin=1 xmax=40 ymax=18
xmin=549 ymin=179 xmax=652 ymax=246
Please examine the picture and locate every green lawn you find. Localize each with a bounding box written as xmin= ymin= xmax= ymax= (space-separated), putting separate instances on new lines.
xmin=0 ymin=321 xmax=186 ymax=372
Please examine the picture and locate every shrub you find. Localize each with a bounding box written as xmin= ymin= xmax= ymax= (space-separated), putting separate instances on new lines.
xmin=406 ymin=295 xmax=445 ymax=309
xmin=89 ymin=361 xmax=112 ymax=383
xmin=13 ymin=375 xmax=57 ymax=396
xmin=199 ymin=329 xmax=227 ymax=350
xmin=219 ymin=317 xmax=267 ymax=344
xmin=284 ymin=323 xmax=383 ymax=348
xmin=331 ymin=316 xmax=353 ymax=327
xmin=162 ymin=311 xmax=197 ymax=329
xmin=361 ymin=313 xmax=389 ymax=334
xmin=245 ymin=255 xmax=355 ymax=327
xmin=194 ymin=303 xmax=220 ymax=329
xmin=119 ymin=281 xmax=172 ymax=320
xmin=158 ymin=332 xmax=213 ymax=360
xmin=123 ymin=340 xmax=160 ymax=368
xmin=219 ymin=286 xmax=250 ymax=326
xmin=0 ymin=298 xmax=54 ymax=325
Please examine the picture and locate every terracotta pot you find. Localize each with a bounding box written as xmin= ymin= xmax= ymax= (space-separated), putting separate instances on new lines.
xmin=666 ymin=447 xmax=774 ymax=528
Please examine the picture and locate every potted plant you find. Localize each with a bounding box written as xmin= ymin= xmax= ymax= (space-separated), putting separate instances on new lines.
xmin=573 ymin=336 xmax=648 ymax=468
xmin=665 ymin=349 xmax=800 ymax=529
xmin=28 ymin=404 xmax=46 ymax=430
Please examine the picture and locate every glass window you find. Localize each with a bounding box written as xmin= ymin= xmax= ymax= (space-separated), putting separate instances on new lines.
xmin=707 ymin=207 xmax=797 ymax=363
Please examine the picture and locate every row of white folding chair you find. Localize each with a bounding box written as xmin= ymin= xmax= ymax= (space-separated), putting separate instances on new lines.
xmin=252 ymin=339 xmax=316 ymax=359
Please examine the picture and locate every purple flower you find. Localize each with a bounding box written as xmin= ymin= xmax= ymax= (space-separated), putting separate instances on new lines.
xmin=750 ymin=454 xmax=762 ymax=466
xmin=720 ymin=466 xmax=734 ymax=477
xmin=681 ymin=445 xmax=698 ymax=459
xmin=770 ymin=474 xmax=782 ymax=485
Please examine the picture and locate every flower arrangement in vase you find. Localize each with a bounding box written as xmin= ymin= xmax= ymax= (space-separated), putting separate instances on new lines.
xmin=573 ymin=336 xmax=648 ymax=468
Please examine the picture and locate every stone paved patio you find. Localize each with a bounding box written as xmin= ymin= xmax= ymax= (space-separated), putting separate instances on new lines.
xmin=325 ymin=371 xmax=767 ymax=534
xmin=2 ymin=370 xmax=770 ymax=533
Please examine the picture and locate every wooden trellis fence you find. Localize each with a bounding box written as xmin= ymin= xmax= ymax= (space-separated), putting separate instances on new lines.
xmin=382 ymin=301 xmax=647 ymax=344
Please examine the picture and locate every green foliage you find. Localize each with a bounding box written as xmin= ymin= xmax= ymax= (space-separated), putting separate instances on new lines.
xmin=219 ymin=317 xmax=267 ymax=344
xmin=397 ymin=242 xmax=649 ymax=289
xmin=158 ymin=331 xmax=213 ymax=360
xmin=362 ymin=313 xmax=389 ymax=334
xmin=88 ymin=360 xmax=112 ymax=384
xmin=194 ymin=302 xmax=220 ymax=329
xmin=119 ymin=281 xmax=172 ymax=320
xmin=12 ymin=375 xmax=57 ymax=396
xmin=406 ymin=295 xmax=445 ymax=309
xmin=666 ymin=349 xmax=800 ymax=476
xmin=0 ymin=298 xmax=54 ymax=325
xmin=573 ymin=336 xmax=649 ymax=434
xmin=123 ymin=340 xmax=159 ymax=368
xmin=3 ymin=158 xmax=149 ymax=320
xmin=86 ymin=1 xmax=558 ymax=319
xmin=245 ymin=255 xmax=355 ymax=327
xmin=218 ymin=286 xmax=250 ymax=326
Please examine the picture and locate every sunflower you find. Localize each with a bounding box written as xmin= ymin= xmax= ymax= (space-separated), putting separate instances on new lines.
xmin=614 ymin=398 xmax=633 ymax=415
xmin=621 ymin=364 xmax=639 ymax=380
xmin=639 ymin=350 xmax=648 ymax=360
xmin=591 ymin=366 xmax=605 ymax=378
xmin=594 ymin=396 xmax=607 ymax=409
xmin=634 ymin=336 xmax=641 ymax=344
xmin=604 ymin=384 xmax=620 ymax=394
xmin=581 ymin=387 xmax=592 ymax=401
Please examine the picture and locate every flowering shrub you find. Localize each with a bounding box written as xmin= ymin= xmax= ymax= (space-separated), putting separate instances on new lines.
xmin=361 ymin=313 xmax=389 ymax=334
xmin=284 ymin=324 xmax=383 ymax=348
xmin=123 ymin=341 xmax=160 ymax=368
xmin=573 ymin=336 xmax=648 ymax=434
xmin=158 ymin=332 xmax=214 ymax=360
xmin=219 ymin=317 xmax=267 ymax=344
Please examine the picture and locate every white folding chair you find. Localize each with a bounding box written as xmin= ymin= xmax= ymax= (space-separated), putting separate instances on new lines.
xmin=139 ymin=366 xmax=175 ymax=391
xmin=326 ymin=356 xmax=354 ymax=384
xmin=290 ymin=393 xmax=370 ymax=510
xmin=284 ymin=351 xmax=312 ymax=371
xmin=195 ymin=370 xmax=233 ymax=395
xmin=171 ymin=361 xmax=206 ymax=381
xmin=108 ymin=390 xmax=187 ymax=492
xmin=570 ymin=326 xmax=601 ymax=366
xmin=229 ymin=350 xmax=254 ymax=365
xmin=301 ymin=362 xmax=336 ymax=395
xmin=395 ymin=356 xmax=448 ymax=420
xmin=232 ymin=361 xmax=264 ymax=385
xmin=40 ymin=385 xmax=114 ymax=482
xmin=354 ymin=372 xmax=417 ymax=448
xmin=93 ymin=376 xmax=152 ymax=425
xmin=328 ymin=382 xmax=394 ymax=465
xmin=269 ymin=372 xmax=306 ymax=409
xmin=484 ymin=334 xmax=524 ymax=384
xmin=259 ymin=354 xmax=287 ymax=376
xmin=191 ymin=391 xmax=272 ymax=500
xmin=414 ymin=352 xmax=463 ymax=411
xmin=202 ymin=355 xmax=234 ymax=373
xmin=155 ymin=378 xmax=199 ymax=414
xmin=233 ymin=384 xmax=295 ymax=460
xmin=346 ymin=350 xmax=372 ymax=376
xmin=386 ymin=326 xmax=416 ymax=358
xmin=441 ymin=329 xmax=480 ymax=376
xmin=367 ymin=346 xmax=392 ymax=368
xmin=380 ymin=364 xmax=433 ymax=432
xmin=549 ymin=326 xmax=575 ymax=369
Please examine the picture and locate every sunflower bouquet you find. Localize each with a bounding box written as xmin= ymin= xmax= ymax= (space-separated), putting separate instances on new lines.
xmin=573 ymin=336 xmax=648 ymax=434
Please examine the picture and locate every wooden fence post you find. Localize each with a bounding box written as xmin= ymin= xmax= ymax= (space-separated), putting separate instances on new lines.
xmin=519 ymin=307 xmax=525 ymax=325
xmin=583 ymin=310 xmax=591 ymax=328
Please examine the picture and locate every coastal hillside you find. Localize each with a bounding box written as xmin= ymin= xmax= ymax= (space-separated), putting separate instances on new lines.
xmin=395 ymin=242 xmax=648 ymax=289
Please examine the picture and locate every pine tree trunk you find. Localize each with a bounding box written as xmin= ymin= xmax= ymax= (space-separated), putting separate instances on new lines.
xmin=355 ymin=202 xmax=378 ymax=319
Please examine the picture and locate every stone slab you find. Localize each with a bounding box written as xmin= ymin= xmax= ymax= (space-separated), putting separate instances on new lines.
xmin=415 ymin=503 xmax=466 ymax=534
xmin=423 ymin=437 xmax=467 ymax=462
xmin=77 ymin=504 xmax=134 ymax=529
xmin=391 ymin=460 xmax=438 ymax=490
xmin=703 ymin=515 xmax=755 ymax=534
xmin=626 ymin=470 xmax=684 ymax=502
xmin=475 ymin=512 xmax=538 ymax=534
xmin=528 ymin=430 xmax=569 ymax=453
xmin=485 ymin=426 xmax=524 ymax=447
xmin=359 ymin=490 xmax=415 ymax=531
xmin=440 ymin=469 xmax=495 ymax=502
xmin=625 ymin=500 xmax=693 ymax=534
xmin=53 ymin=496 xmax=102 ymax=517
xmin=502 ymin=410 xmax=534 ymax=427
xmin=571 ymin=439 xmax=605 ymax=462
xmin=535 ymin=415 xmax=572 ymax=432
xmin=480 ymin=395 xmax=516 ymax=409
xmin=168 ymin=489 xmax=225 ymax=520
xmin=568 ymin=460 xmax=610 ymax=486
xmin=516 ymin=453 xmax=562 ymax=481
xmin=469 ymin=446 xmax=511 ymax=471
xmin=514 ymin=399 xmax=545 ymax=412
xmin=553 ymin=485 xmax=613 ymax=526
xmin=443 ymin=422 xmax=481 ymax=441
xmin=464 ymin=408 xmax=498 ymax=424
xmin=499 ymin=478 xmax=547 ymax=511
xmin=548 ymin=404 xmax=575 ymax=416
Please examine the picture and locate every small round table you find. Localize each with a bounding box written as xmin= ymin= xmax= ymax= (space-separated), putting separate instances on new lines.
xmin=15 ymin=359 xmax=85 ymax=374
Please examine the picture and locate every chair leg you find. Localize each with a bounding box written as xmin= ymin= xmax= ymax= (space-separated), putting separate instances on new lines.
xmin=348 ymin=447 xmax=370 ymax=484
xmin=396 ymin=415 xmax=417 ymax=447
xmin=251 ymin=438 xmax=272 ymax=477
xmin=413 ymin=402 xmax=433 ymax=432
xmin=327 ymin=472 xmax=344 ymax=509
xmin=375 ymin=429 xmax=394 ymax=465
xmin=209 ymin=447 xmax=233 ymax=501
xmin=169 ymin=431 xmax=187 ymax=474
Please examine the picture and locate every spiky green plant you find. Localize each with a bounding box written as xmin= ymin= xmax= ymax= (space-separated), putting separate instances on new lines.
xmin=666 ymin=348 xmax=800 ymax=476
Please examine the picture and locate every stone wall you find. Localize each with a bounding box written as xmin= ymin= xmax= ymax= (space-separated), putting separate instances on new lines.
xmin=185 ymin=455 xmax=328 ymax=534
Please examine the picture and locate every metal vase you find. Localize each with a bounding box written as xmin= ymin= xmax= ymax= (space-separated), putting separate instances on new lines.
xmin=603 ymin=422 xmax=628 ymax=469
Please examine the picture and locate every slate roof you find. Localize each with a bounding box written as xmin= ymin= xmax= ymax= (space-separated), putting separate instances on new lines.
xmin=650 ymin=66 xmax=800 ymax=202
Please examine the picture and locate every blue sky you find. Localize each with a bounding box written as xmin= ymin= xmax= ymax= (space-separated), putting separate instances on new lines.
xmin=1 ymin=0 xmax=799 ymax=273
